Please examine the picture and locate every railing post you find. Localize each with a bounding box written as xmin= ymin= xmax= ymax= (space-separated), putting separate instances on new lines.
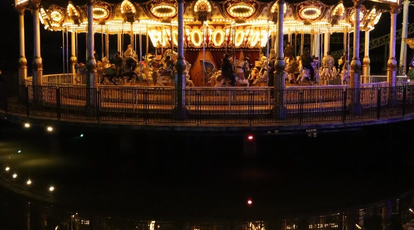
xmin=249 ymin=91 xmax=254 ymax=126
xmin=342 ymin=88 xmax=347 ymax=122
xmin=144 ymin=89 xmax=149 ymax=124
xmin=56 ymin=87 xmax=61 ymax=120
xmin=97 ymin=90 xmax=101 ymax=123
xmin=26 ymin=86 xmax=30 ymax=117
xmin=299 ymin=90 xmax=304 ymax=124
xmin=377 ymin=87 xmax=381 ymax=120
xmin=196 ymin=91 xmax=201 ymax=126
xmin=403 ymin=86 xmax=406 ymax=117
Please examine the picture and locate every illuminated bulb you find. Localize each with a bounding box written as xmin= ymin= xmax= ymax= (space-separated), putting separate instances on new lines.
xmin=47 ymin=126 xmax=53 ymax=132
xmin=27 ymin=179 xmax=32 ymax=185
xmin=17 ymin=150 xmax=21 ymax=153
xmin=49 ymin=186 xmax=55 ymax=192
xmin=24 ymin=123 xmax=30 ymax=128
xmin=80 ymin=134 xmax=84 ymax=138
xmin=12 ymin=173 xmax=17 ymax=179
xmin=247 ymin=199 xmax=253 ymax=205
xmin=5 ymin=167 xmax=10 ymax=172
xmin=247 ymin=135 xmax=254 ymax=141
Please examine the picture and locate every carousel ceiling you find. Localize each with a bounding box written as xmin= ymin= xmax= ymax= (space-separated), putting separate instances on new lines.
xmin=17 ymin=0 xmax=390 ymax=49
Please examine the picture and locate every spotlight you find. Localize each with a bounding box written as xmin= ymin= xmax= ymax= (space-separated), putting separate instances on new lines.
xmin=24 ymin=123 xmax=30 ymax=128
xmin=47 ymin=126 xmax=53 ymax=132
xmin=12 ymin=173 xmax=17 ymax=179
xmin=5 ymin=166 xmax=10 ymax=172
xmin=26 ymin=179 xmax=32 ymax=185
xmin=49 ymin=186 xmax=55 ymax=192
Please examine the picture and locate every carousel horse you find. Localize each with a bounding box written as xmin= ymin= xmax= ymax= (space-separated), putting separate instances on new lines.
xmin=234 ymin=59 xmax=250 ymax=87
xmin=319 ymin=54 xmax=337 ymax=85
xmin=340 ymin=63 xmax=350 ymax=85
xmin=319 ymin=66 xmax=337 ymax=85
xmin=208 ymin=70 xmax=227 ymax=87
xmin=285 ymin=56 xmax=299 ymax=83
xmin=296 ymin=60 xmax=312 ymax=83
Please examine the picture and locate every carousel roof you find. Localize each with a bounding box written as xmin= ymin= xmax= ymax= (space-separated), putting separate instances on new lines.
xmin=16 ymin=0 xmax=393 ymax=49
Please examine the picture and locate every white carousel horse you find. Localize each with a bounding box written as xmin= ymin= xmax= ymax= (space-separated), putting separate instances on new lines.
xmin=319 ymin=66 xmax=337 ymax=85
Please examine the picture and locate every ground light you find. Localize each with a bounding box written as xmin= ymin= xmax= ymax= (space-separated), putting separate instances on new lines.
xmin=47 ymin=126 xmax=53 ymax=132
xmin=12 ymin=173 xmax=17 ymax=179
xmin=24 ymin=123 xmax=30 ymax=128
xmin=26 ymin=179 xmax=32 ymax=185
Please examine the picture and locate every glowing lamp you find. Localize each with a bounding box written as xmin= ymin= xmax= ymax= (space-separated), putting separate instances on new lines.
xmin=49 ymin=186 xmax=55 ymax=192
xmin=12 ymin=173 xmax=17 ymax=179
xmin=247 ymin=198 xmax=253 ymax=205
xmin=247 ymin=135 xmax=254 ymax=141
xmin=24 ymin=123 xmax=30 ymax=128
xmin=47 ymin=126 xmax=53 ymax=132
xmin=27 ymin=179 xmax=32 ymax=185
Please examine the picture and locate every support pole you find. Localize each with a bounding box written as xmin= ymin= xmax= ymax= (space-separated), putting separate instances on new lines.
xmin=300 ymin=33 xmax=304 ymax=55
xmin=202 ymin=22 xmax=206 ymax=86
xmin=86 ymin=0 xmax=97 ymax=106
xmin=18 ymin=9 xmax=27 ymax=86
xmin=362 ymin=29 xmax=370 ymax=83
xmin=388 ymin=6 xmax=399 ymax=101
xmin=105 ymin=32 xmax=109 ymax=59
xmin=324 ymin=31 xmax=330 ymax=56
xmin=117 ymin=32 xmax=122 ymax=54
xmin=350 ymin=0 xmax=363 ymax=114
xmin=274 ymin=0 xmax=286 ymax=119
xmin=173 ymin=0 xmax=188 ymax=120
xmin=32 ymin=4 xmax=43 ymax=101
xmin=71 ymin=31 xmax=78 ymax=83
xmin=399 ymin=0 xmax=410 ymax=75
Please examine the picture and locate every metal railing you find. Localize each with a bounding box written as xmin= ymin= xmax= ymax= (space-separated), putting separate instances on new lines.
xmin=2 ymin=83 xmax=414 ymax=127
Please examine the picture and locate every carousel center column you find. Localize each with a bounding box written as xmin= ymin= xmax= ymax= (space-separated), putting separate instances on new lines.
xmin=387 ymin=5 xmax=399 ymax=102
xmin=86 ymin=0 xmax=97 ymax=108
xmin=173 ymin=0 xmax=188 ymax=120
xmin=32 ymin=2 xmax=43 ymax=101
xmin=273 ymin=0 xmax=286 ymax=119
xmin=349 ymin=0 xmax=363 ymax=114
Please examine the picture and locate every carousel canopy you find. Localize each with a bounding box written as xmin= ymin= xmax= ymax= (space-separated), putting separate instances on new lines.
xmin=16 ymin=0 xmax=391 ymax=49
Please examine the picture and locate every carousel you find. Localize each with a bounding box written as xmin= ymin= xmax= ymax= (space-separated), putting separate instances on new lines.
xmin=15 ymin=0 xmax=391 ymax=88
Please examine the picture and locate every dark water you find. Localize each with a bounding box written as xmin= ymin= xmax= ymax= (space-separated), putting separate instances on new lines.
xmin=0 ymin=120 xmax=414 ymax=221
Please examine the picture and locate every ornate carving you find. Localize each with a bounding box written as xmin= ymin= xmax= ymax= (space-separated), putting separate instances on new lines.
xmin=387 ymin=57 xmax=398 ymax=71
xmin=350 ymin=58 xmax=362 ymax=73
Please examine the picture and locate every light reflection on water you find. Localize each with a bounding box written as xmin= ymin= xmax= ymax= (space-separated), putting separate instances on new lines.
xmin=0 ymin=120 xmax=413 ymax=220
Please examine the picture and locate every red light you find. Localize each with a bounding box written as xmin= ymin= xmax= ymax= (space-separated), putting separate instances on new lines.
xmin=247 ymin=199 xmax=253 ymax=205
xmin=247 ymin=135 xmax=254 ymax=141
